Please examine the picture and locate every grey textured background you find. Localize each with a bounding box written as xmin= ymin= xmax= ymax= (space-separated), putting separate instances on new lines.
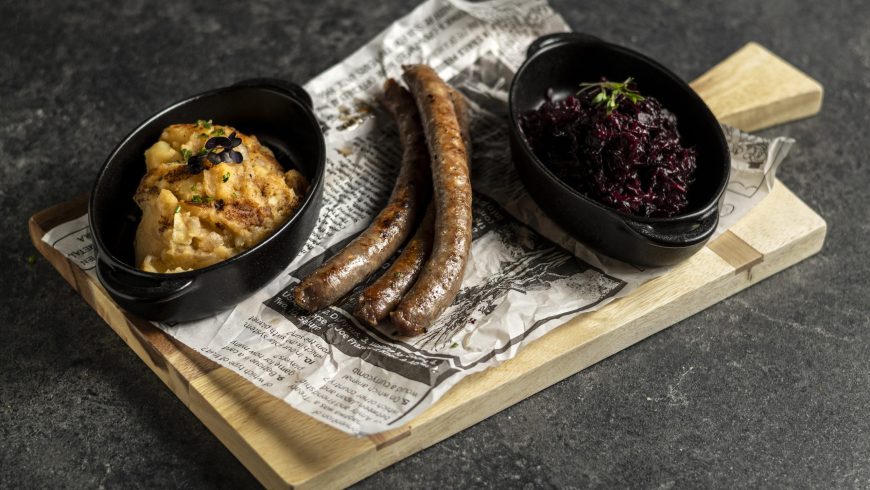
xmin=2 ymin=0 xmax=868 ymax=488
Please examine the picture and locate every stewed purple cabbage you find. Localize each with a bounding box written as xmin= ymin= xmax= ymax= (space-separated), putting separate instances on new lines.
xmin=519 ymin=80 xmax=697 ymax=217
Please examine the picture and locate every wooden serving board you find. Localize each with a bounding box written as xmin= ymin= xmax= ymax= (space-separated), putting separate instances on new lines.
xmin=29 ymin=43 xmax=825 ymax=489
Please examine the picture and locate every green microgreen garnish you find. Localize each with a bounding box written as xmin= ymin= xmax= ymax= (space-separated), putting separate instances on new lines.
xmin=213 ymin=128 xmax=226 ymax=136
xmin=180 ymin=148 xmax=193 ymax=161
xmin=196 ymin=119 xmax=213 ymax=129
xmin=222 ymin=172 xmax=230 ymax=183
xmin=578 ymin=77 xmax=645 ymax=113
xmin=174 ymin=204 xmax=181 ymax=214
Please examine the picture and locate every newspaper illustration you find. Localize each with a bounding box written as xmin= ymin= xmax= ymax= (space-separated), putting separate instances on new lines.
xmin=43 ymin=0 xmax=794 ymax=435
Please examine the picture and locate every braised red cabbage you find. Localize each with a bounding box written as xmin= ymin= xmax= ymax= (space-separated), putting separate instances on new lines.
xmin=519 ymin=80 xmax=697 ymax=217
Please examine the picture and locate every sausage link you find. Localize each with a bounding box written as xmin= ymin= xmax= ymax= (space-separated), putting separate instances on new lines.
xmin=293 ymin=79 xmax=430 ymax=312
xmin=354 ymin=88 xmax=469 ymax=328
xmin=391 ymin=65 xmax=473 ymax=335
xmin=354 ymin=204 xmax=435 ymax=327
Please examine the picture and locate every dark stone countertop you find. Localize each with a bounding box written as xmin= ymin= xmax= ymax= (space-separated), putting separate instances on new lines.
xmin=2 ymin=0 xmax=867 ymax=488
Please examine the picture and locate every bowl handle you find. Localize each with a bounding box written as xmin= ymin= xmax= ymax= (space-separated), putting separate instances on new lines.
xmin=233 ymin=78 xmax=313 ymax=109
xmin=624 ymin=208 xmax=719 ymax=247
xmin=527 ymin=32 xmax=604 ymax=58
xmin=97 ymin=260 xmax=194 ymax=304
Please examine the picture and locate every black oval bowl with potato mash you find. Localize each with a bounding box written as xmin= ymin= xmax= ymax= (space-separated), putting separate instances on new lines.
xmin=89 ymin=79 xmax=325 ymax=322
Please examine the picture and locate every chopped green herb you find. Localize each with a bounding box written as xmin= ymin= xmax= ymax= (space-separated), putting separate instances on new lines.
xmin=197 ymin=146 xmax=209 ymax=156
xmin=213 ymin=128 xmax=226 ymax=136
xmin=26 ymin=254 xmax=37 ymax=266
xmin=196 ymin=119 xmax=213 ymax=129
xmin=191 ymin=195 xmax=214 ymax=204
xmin=174 ymin=204 xmax=181 ymax=214
xmin=232 ymin=192 xmax=239 ymax=199
xmin=190 ymin=183 xmax=198 ymax=192
xmin=222 ymin=172 xmax=230 ymax=183
xmin=180 ymin=148 xmax=193 ymax=160
xmin=450 ymin=342 xmax=458 ymax=349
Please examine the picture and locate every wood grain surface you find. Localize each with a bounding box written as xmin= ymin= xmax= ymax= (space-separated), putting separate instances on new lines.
xmin=690 ymin=42 xmax=823 ymax=131
xmin=29 ymin=43 xmax=826 ymax=489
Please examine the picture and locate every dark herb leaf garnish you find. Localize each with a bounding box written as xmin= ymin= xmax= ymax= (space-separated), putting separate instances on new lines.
xmin=227 ymin=149 xmax=243 ymax=163
xmin=205 ymin=136 xmax=230 ymax=149
xmin=187 ymin=129 xmax=244 ymax=174
xmin=186 ymin=155 xmax=207 ymax=174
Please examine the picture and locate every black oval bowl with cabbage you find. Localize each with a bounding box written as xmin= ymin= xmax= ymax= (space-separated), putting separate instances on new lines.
xmin=509 ymin=33 xmax=730 ymax=267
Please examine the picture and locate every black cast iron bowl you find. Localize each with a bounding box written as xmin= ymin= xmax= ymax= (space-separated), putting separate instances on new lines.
xmin=509 ymin=33 xmax=730 ymax=267
xmin=89 ymin=79 xmax=325 ymax=322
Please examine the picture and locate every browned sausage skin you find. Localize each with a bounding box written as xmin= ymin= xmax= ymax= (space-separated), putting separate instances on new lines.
xmin=354 ymin=204 xmax=435 ymax=327
xmin=391 ymin=65 xmax=473 ymax=335
xmin=293 ymin=79 xmax=431 ymax=312
xmin=448 ymin=86 xmax=471 ymax=153
xmin=354 ymin=87 xmax=470 ymax=329
xmin=354 ymin=88 xmax=471 ymax=327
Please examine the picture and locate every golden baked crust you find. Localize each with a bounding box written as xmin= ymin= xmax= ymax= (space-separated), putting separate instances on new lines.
xmin=133 ymin=122 xmax=308 ymax=273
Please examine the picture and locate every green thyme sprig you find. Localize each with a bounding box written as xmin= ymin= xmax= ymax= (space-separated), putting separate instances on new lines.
xmin=577 ymin=77 xmax=645 ymax=113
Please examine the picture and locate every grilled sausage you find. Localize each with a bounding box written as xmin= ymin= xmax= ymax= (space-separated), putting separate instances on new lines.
xmin=391 ymin=65 xmax=473 ymax=335
xmin=293 ymin=79 xmax=430 ymax=312
xmin=354 ymin=204 xmax=435 ymax=327
xmin=354 ymin=87 xmax=470 ymax=328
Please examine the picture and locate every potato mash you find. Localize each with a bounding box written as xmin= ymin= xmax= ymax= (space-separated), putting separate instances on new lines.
xmin=133 ymin=122 xmax=308 ymax=273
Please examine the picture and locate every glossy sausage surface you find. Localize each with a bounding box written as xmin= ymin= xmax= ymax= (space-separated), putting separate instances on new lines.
xmin=293 ymin=79 xmax=430 ymax=312
xmin=354 ymin=204 xmax=435 ymax=327
xmin=391 ymin=65 xmax=472 ymax=335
